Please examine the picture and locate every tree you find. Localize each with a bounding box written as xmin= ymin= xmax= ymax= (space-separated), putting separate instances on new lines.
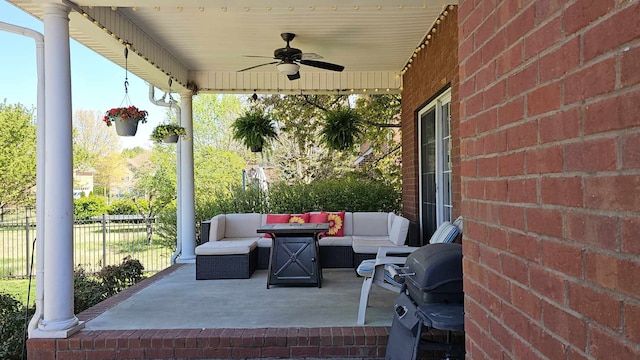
xmin=189 ymin=94 xmax=244 ymax=151
xmin=130 ymin=145 xmax=177 ymax=244
xmin=93 ymin=152 xmax=128 ymax=200
xmin=72 ymin=109 xmax=120 ymax=171
xmin=0 ymin=101 xmax=36 ymax=209
xmin=260 ymin=94 xmax=401 ymax=183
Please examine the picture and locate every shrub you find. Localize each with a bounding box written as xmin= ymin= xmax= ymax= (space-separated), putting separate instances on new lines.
xmin=98 ymin=256 xmax=144 ymax=298
xmin=155 ymin=205 xmax=178 ymax=250
xmin=200 ymin=176 xmax=401 ymax=218
xmin=73 ymin=267 xmax=104 ymax=314
xmin=74 ymin=195 xmax=108 ymax=220
xmin=0 ymin=293 xmax=33 ymax=360
xmin=74 ymin=256 xmax=145 ymax=313
xmin=108 ymin=199 xmax=138 ymax=215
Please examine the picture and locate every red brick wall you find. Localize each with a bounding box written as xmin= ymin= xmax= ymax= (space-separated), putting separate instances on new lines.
xmin=401 ymin=7 xmax=460 ymax=243
xmin=458 ymin=0 xmax=640 ymax=358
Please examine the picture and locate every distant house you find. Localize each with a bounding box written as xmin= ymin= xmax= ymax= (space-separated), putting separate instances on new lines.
xmin=73 ymin=169 xmax=95 ymax=198
xmin=109 ymin=152 xmax=150 ymax=199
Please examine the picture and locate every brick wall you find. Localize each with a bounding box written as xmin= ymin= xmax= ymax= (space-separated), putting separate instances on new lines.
xmin=401 ymin=7 xmax=460 ymax=244
xmin=458 ymin=0 xmax=640 ymax=358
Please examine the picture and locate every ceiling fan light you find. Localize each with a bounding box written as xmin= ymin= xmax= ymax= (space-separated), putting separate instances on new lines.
xmin=277 ymin=62 xmax=300 ymax=75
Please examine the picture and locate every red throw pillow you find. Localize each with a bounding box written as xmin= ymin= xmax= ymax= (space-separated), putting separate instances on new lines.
xmin=309 ymin=212 xmax=328 ymax=224
xmin=264 ymin=214 xmax=291 ymax=238
xmin=289 ymin=213 xmax=310 ymax=224
xmin=326 ymin=211 xmax=346 ymax=237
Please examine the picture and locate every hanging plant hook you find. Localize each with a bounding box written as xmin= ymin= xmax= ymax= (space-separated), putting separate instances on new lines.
xmin=123 ymin=42 xmax=131 ymax=94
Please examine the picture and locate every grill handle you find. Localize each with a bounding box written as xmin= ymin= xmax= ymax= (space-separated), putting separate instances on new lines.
xmin=395 ymin=266 xmax=415 ymax=277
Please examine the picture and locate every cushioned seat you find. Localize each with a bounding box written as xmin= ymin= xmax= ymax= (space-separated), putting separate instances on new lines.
xmin=356 ymin=259 xmax=404 ymax=287
xmin=195 ymin=240 xmax=258 ymax=280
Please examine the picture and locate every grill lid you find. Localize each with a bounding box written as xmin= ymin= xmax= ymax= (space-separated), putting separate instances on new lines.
xmin=403 ymin=243 xmax=463 ymax=292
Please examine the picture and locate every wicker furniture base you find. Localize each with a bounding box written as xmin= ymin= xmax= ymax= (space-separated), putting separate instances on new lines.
xmin=353 ymin=252 xmax=377 ymax=267
xmin=196 ymin=249 xmax=257 ymax=280
xmin=320 ymin=246 xmax=355 ymax=268
xmin=257 ymin=247 xmax=270 ymax=270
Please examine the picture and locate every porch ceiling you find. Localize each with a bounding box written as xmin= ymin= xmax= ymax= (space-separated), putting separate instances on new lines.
xmin=9 ymin=0 xmax=456 ymax=94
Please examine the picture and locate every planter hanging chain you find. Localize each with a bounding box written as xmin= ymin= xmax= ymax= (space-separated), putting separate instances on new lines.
xmin=121 ymin=42 xmax=132 ymax=107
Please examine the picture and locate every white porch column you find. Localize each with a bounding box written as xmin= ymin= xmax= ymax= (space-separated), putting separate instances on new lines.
xmin=177 ymin=92 xmax=196 ymax=262
xmin=30 ymin=1 xmax=83 ymax=338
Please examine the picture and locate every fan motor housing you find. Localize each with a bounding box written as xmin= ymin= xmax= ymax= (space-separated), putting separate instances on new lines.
xmin=274 ymin=47 xmax=302 ymax=60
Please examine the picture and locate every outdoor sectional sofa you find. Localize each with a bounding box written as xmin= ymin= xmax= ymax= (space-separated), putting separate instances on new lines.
xmin=196 ymin=211 xmax=410 ymax=280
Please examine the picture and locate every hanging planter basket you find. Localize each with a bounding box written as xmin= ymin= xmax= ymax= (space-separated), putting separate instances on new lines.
xmin=151 ymin=123 xmax=187 ymax=144
xmin=163 ymin=134 xmax=179 ymax=143
xmin=103 ymin=106 xmax=148 ymax=137
xmin=113 ymin=117 xmax=140 ymax=136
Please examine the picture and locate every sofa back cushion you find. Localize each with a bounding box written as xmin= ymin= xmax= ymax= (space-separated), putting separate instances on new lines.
xmin=210 ymin=215 xmax=226 ymax=241
xmin=352 ymin=212 xmax=389 ymax=236
xmin=225 ymin=213 xmax=263 ymax=238
xmin=388 ymin=215 xmax=410 ymax=245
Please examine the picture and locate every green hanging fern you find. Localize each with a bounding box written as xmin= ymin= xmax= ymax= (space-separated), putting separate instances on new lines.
xmin=232 ymin=110 xmax=278 ymax=152
xmin=321 ymin=108 xmax=363 ymax=151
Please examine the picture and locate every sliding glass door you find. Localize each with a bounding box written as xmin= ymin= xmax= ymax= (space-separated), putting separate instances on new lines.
xmin=418 ymin=89 xmax=452 ymax=243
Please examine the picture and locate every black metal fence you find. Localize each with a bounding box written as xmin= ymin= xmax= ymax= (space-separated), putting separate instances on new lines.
xmin=1 ymin=211 xmax=173 ymax=278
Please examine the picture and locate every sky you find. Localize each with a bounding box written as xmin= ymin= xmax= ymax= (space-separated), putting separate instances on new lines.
xmin=0 ymin=0 xmax=168 ymax=149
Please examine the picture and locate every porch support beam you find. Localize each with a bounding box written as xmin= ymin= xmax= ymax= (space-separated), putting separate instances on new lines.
xmin=30 ymin=0 xmax=84 ymax=338
xmin=177 ymin=92 xmax=196 ymax=263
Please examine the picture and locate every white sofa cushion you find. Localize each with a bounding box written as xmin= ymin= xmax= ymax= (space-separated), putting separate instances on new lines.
xmin=318 ymin=236 xmax=353 ymax=246
xmin=352 ymin=212 xmax=389 ymax=236
xmin=388 ymin=215 xmax=410 ymax=245
xmin=224 ymin=213 xmax=263 ymax=238
xmin=256 ymin=237 xmax=272 ymax=248
xmin=209 ymin=215 xmax=226 ymax=241
xmin=195 ymin=239 xmax=257 ymax=255
xmin=352 ymin=239 xmax=397 ymax=254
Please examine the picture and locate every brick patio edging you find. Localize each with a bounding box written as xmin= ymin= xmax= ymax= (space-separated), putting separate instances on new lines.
xmin=27 ymin=326 xmax=390 ymax=359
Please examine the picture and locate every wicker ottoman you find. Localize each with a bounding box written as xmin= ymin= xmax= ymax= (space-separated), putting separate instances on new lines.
xmin=195 ymin=240 xmax=258 ymax=280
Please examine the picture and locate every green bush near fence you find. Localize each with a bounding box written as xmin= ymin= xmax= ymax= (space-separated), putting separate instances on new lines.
xmin=73 ymin=195 xmax=108 ymax=220
xmin=0 ymin=257 xmax=145 ymax=360
xmin=0 ymin=292 xmax=33 ymax=360
xmin=108 ymin=199 xmax=138 ymax=215
xmin=202 ymin=176 xmax=401 ymax=217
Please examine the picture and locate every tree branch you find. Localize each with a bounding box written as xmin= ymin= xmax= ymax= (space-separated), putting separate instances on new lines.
xmin=301 ymin=95 xmax=329 ymax=112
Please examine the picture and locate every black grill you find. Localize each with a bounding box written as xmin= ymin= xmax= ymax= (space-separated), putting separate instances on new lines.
xmin=386 ymin=243 xmax=465 ymax=360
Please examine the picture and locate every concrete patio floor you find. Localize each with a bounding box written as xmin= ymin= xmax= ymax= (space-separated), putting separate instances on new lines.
xmin=83 ymin=263 xmax=397 ymax=330
xmin=27 ymin=264 xmax=460 ymax=359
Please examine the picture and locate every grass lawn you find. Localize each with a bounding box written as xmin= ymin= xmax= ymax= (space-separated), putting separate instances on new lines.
xmin=0 ymin=278 xmax=36 ymax=306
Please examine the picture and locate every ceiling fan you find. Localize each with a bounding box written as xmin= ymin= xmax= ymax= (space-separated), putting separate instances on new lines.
xmin=237 ymin=32 xmax=345 ymax=80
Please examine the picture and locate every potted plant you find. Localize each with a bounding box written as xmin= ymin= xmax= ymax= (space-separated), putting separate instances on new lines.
xmin=321 ymin=108 xmax=362 ymax=151
xmin=151 ymin=123 xmax=187 ymax=143
xmin=231 ymin=110 xmax=278 ymax=152
xmin=103 ymin=105 xmax=149 ymax=136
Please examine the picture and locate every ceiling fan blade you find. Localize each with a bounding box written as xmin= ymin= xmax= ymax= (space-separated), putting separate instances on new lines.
xmin=237 ymin=61 xmax=279 ymax=72
xmin=287 ymin=72 xmax=301 ymax=81
xmin=299 ymin=59 xmax=345 ymax=72
xmin=300 ymin=53 xmax=323 ymax=60
xmin=243 ymin=55 xmax=276 ymax=59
